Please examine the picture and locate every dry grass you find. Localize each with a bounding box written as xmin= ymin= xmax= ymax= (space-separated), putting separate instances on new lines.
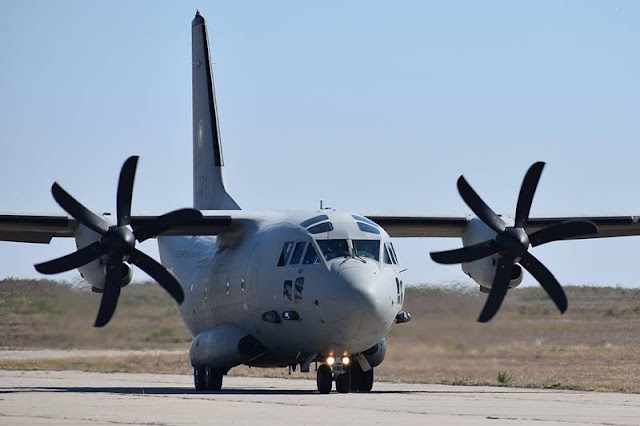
xmin=0 ymin=278 xmax=191 ymax=349
xmin=2 ymin=279 xmax=640 ymax=392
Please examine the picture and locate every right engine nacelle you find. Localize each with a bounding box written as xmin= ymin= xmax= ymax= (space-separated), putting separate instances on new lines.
xmin=461 ymin=218 xmax=523 ymax=291
xmin=74 ymin=221 xmax=133 ymax=292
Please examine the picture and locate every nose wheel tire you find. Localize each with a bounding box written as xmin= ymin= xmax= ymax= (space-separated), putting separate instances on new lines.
xmin=335 ymin=369 xmax=351 ymax=393
xmin=359 ymin=368 xmax=374 ymax=392
xmin=205 ymin=367 xmax=224 ymax=391
xmin=317 ymin=364 xmax=332 ymax=394
xmin=349 ymin=362 xmax=374 ymax=392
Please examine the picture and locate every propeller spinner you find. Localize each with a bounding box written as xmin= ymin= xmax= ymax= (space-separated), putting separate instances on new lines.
xmin=35 ymin=156 xmax=203 ymax=327
xmin=430 ymin=162 xmax=598 ymax=323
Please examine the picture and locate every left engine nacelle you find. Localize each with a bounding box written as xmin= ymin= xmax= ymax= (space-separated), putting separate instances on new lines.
xmin=461 ymin=218 xmax=523 ymax=291
xmin=74 ymin=221 xmax=133 ymax=292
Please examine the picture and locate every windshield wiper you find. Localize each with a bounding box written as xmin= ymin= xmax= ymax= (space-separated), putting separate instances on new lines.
xmin=339 ymin=248 xmax=366 ymax=265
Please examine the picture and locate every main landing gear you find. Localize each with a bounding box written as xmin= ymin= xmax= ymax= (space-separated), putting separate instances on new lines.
xmin=316 ymin=359 xmax=374 ymax=394
xmin=194 ymin=365 xmax=225 ymax=391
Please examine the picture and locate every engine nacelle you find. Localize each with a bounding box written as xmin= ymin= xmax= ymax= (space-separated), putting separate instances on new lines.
xmin=461 ymin=218 xmax=523 ymax=291
xmin=362 ymin=338 xmax=387 ymax=368
xmin=74 ymin=221 xmax=133 ymax=291
xmin=190 ymin=324 xmax=265 ymax=368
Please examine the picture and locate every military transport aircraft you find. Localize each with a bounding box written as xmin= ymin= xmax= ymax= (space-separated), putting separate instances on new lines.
xmin=2 ymin=11 xmax=640 ymax=394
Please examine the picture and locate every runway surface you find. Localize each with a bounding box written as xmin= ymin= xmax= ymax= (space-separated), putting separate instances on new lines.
xmin=1 ymin=370 xmax=640 ymax=425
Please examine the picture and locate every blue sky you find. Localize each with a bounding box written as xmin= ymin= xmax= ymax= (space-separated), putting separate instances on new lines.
xmin=1 ymin=1 xmax=639 ymax=286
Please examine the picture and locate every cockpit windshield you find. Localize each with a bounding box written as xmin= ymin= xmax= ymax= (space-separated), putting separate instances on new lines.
xmin=315 ymin=239 xmax=381 ymax=262
xmin=316 ymin=239 xmax=350 ymax=261
xmin=353 ymin=240 xmax=380 ymax=261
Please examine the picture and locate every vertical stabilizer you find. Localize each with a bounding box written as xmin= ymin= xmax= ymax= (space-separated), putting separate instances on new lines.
xmin=192 ymin=11 xmax=240 ymax=210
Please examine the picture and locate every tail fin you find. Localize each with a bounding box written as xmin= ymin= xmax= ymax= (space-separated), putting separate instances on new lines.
xmin=191 ymin=11 xmax=240 ymax=210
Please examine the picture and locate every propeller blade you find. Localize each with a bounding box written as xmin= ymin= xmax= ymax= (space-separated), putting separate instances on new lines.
xmin=129 ymin=249 xmax=185 ymax=304
xmin=457 ymin=176 xmax=506 ymax=233
xmin=94 ymin=259 xmax=123 ymax=327
xmin=529 ymin=220 xmax=598 ymax=247
xmin=520 ymin=252 xmax=568 ymax=313
xmin=477 ymin=256 xmax=514 ymax=323
xmin=133 ymin=208 xmax=203 ymax=242
xmin=35 ymin=241 xmax=106 ymax=274
xmin=430 ymin=240 xmax=499 ymax=265
xmin=514 ymin=162 xmax=545 ymax=228
xmin=116 ymin=156 xmax=139 ymax=227
xmin=52 ymin=183 xmax=110 ymax=235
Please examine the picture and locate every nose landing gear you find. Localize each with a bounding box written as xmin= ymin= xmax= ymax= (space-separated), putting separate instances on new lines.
xmin=316 ymin=358 xmax=375 ymax=393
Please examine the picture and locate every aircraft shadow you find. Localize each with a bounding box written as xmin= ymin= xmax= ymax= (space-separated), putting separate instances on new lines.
xmin=0 ymin=386 xmax=543 ymax=396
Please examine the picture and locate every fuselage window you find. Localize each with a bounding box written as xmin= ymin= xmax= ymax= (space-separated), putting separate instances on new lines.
xmin=356 ymin=222 xmax=381 ymax=235
xmin=383 ymin=243 xmax=393 ymax=264
xmin=308 ymin=222 xmax=334 ymax=234
xmin=289 ymin=242 xmax=306 ymax=265
xmin=277 ymin=241 xmax=294 ymax=266
xmin=353 ymin=239 xmax=380 ymax=261
xmin=317 ymin=239 xmax=350 ymax=261
xmin=294 ymin=277 xmax=304 ymax=302
xmin=302 ymin=244 xmax=321 ymax=264
xmin=301 ymin=214 xmax=329 ymax=228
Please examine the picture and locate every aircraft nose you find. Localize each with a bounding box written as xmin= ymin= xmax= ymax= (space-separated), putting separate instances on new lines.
xmin=321 ymin=262 xmax=394 ymax=349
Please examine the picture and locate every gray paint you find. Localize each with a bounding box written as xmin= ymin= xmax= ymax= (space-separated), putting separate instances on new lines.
xmin=191 ymin=14 xmax=240 ymax=210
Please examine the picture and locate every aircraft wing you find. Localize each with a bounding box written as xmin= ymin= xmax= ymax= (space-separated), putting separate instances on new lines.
xmin=366 ymin=214 xmax=640 ymax=240
xmin=0 ymin=213 xmax=234 ymax=244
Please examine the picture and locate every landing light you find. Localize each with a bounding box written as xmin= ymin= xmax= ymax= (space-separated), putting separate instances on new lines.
xmin=326 ymin=356 xmax=335 ymax=366
xmin=342 ymin=356 xmax=350 ymax=365
xmin=282 ymin=310 xmax=300 ymax=321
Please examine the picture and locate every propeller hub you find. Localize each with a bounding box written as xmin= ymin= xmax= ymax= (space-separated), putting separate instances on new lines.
xmin=496 ymin=227 xmax=530 ymax=257
xmin=101 ymin=226 xmax=136 ymax=257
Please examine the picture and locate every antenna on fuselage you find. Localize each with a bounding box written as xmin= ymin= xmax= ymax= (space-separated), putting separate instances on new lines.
xmin=320 ymin=200 xmax=332 ymax=210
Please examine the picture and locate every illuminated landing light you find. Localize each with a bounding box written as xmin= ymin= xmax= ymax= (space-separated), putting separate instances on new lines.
xmin=342 ymin=356 xmax=350 ymax=366
xmin=326 ymin=356 xmax=335 ymax=366
xmin=282 ymin=310 xmax=301 ymax=321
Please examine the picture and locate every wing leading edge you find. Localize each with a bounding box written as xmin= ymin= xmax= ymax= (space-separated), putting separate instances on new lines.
xmin=2 ymin=212 xmax=640 ymax=244
xmin=366 ymin=214 xmax=640 ymax=240
xmin=0 ymin=213 xmax=234 ymax=244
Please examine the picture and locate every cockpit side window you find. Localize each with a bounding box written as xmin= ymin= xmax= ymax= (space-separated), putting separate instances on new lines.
xmin=302 ymin=244 xmax=321 ymax=264
xmin=353 ymin=239 xmax=380 ymax=261
xmin=389 ymin=242 xmax=399 ymax=264
xmin=383 ymin=243 xmax=394 ymax=265
xmin=277 ymin=241 xmax=294 ymax=266
xmin=317 ymin=239 xmax=350 ymax=261
xmin=289 ymin=242 xmax=306 ymax=265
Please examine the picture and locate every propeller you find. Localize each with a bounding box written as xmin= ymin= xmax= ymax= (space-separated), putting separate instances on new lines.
xmin=35 ymin=156 xmax=203 ymax=327
xmin=430 ymin=162 xmax=598 ymax=323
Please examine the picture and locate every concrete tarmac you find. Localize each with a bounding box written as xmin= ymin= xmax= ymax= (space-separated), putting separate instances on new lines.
xmin=1 ymin=370 xmax=640 ymax=425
